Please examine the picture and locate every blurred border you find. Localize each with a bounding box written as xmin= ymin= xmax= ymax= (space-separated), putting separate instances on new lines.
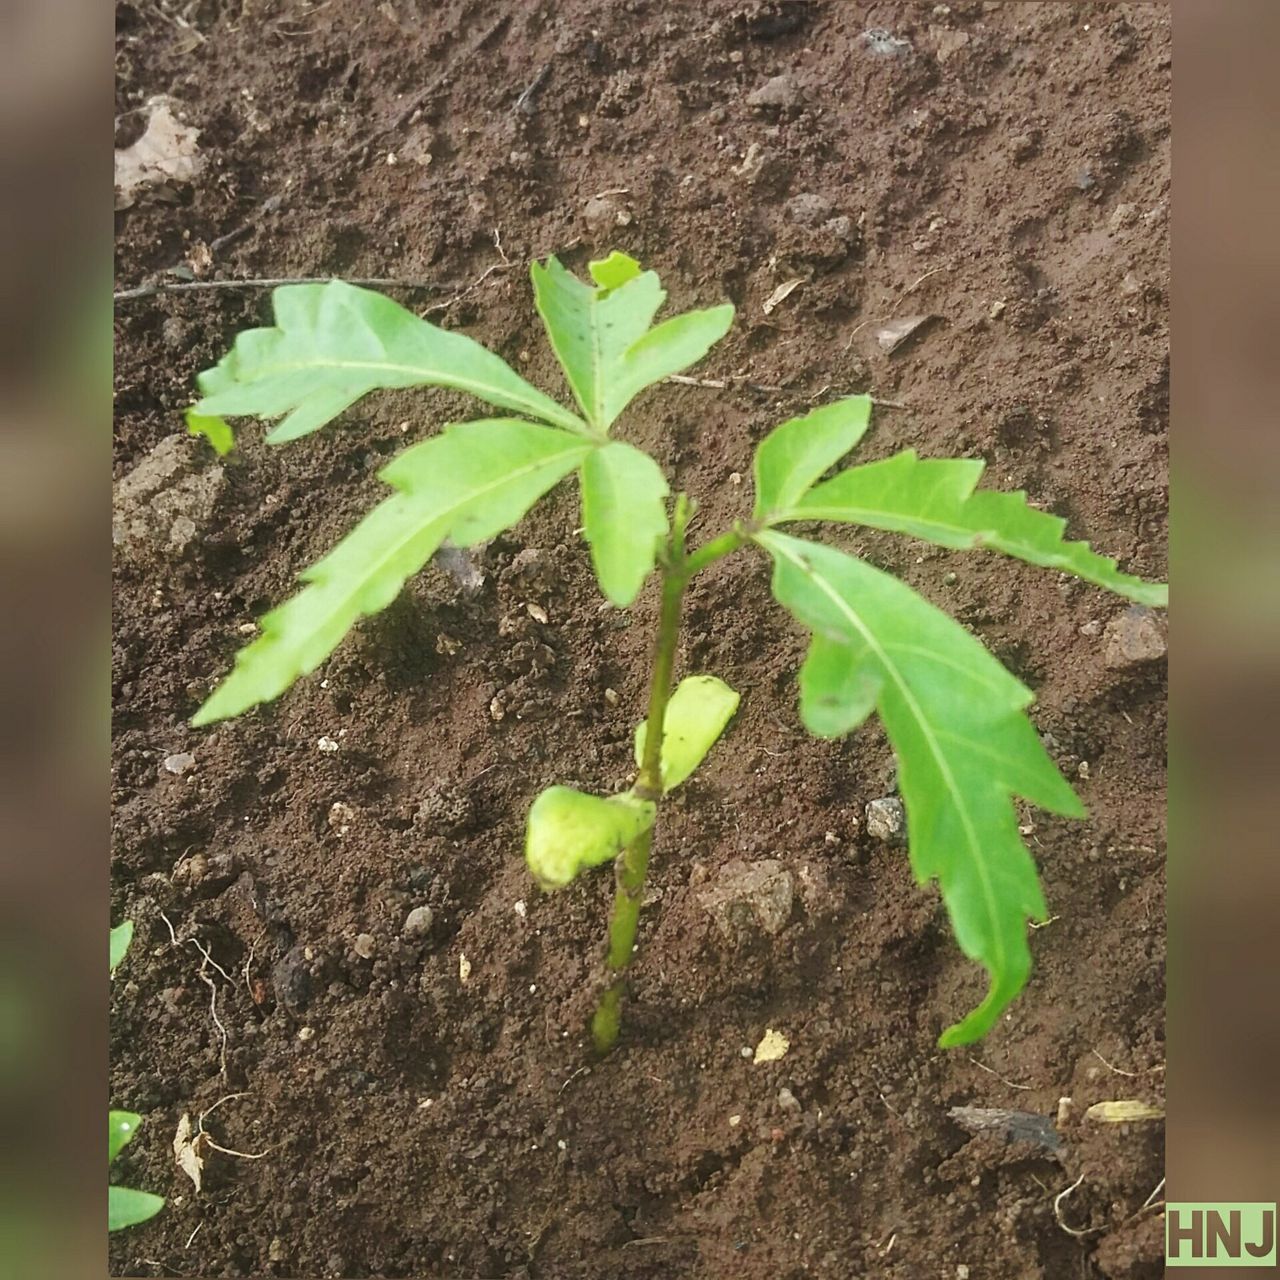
xmin=0 ymin=1 xmax=109 ymax=1276
xmin=1170 ymin=0 xmax=1280 ymax=1207
xmin=1 ymin=0 xmax=1275 ymax=1275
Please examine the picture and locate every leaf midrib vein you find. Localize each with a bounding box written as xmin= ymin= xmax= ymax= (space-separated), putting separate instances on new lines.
xmin=764 ymin=536 xmax=1006 ymax=977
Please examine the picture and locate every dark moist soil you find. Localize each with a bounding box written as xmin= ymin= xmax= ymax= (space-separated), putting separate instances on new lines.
xmin=112 ymin=3 xmax=1168 ymax=1277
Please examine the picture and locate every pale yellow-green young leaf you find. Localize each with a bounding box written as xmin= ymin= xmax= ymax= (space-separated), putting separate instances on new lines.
xmin=525 ymin=786 xmax=656 ymax=890
xmin=531 ymin=255 xmax=734 ymax=431
xmin=634 ymin=674 xmax=740 ymax=792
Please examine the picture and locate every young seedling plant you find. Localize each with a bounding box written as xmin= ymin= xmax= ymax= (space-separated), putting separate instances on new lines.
xmin=187 ymin=251 xmax=1166 ymax=1052
xmin=109 ymin=921 xmax=165 ymax=1231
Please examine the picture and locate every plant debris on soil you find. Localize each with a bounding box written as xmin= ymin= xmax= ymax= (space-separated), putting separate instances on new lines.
xmin=113 ymin=3 xmax=1168 ymax=1277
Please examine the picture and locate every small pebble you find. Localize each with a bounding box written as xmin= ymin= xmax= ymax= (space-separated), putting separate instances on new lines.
xmin=777 ymin=1087 xmax=802 ymax=1113
xmin=728 ymin=1113 xmax=742 ymax=1127
xmin=298 ymin=1026 xmax=315 ymax=1041
xmin=865 ymin=796 xmax=906 ymax=842
xmin=740 ymin=1045 xmax=754 ymax=1059
xmin=163 ymin=752 xmax=196 ymax=776
xmin=317 ymin=736 xmax=339 ymax=753
xmin=402 ymin=906 xmax=434 ymax=940
xmin=353 ymin=933 xmax=376 ymax=959
xmin=604 ymin=688 xmax=619 ymax=707
xmin=513 ymin=900 xmax=528 ymax=918
xmin=459 ymin=953 xmax=472 ymax=984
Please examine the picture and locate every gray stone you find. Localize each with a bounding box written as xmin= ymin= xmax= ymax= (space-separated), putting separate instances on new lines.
xmin=1103 ymin=606 xmax=1167 ymax=669
xmin=163 ymin=751 xmax=196 ymax=775
xmin=697 ymin=859 xmax=794 ymax=942
xmin=113 ymin=435 xmax=225 ymax=562
xmin=402 ymin=905 xmax=435 ymax=941
xmin=865 ymin=797 xmax=906 ymax=842
xmin=785 ymin=192 xmax=834 ymax=226
xmin=777 ymin=1086 xmax=802 ymax=1113
xmin=747 ymin=74 xmax=803 ymax=111
xmin=353 ymin=933 xmax=376 ymax=960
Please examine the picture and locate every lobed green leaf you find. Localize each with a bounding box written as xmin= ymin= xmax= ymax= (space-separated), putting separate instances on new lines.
xmin=634 ymin=674 xmax=740 ymax=792
xmin=192 ymin=421 xmax=591 ymax=725
xmin=752 ymin=395 xmax=873 ymax=520
xmin=785 ymin=449 xmax=1167 ymax=606
xmin=531 ymin=255 xmax=734 ymax=431
xmin=190 ymin=280 xmax=586 ymax=443
xmin=580 ymin=442 xmax=670 ymax=606
xmin=757 ymin=530 xmax=1084 ymax=1047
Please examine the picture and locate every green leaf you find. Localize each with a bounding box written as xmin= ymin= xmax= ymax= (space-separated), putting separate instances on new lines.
xmin=185 ymin=407 xmax=235 ymax=456
xmin=580 ymin=442 xmax=669 ymax=605
xmin=756 ymin=531 xmax=1084 ymax=1047
xmin=531 ymin=255 xmax=734 ymax=431
xmin=109 ymin=922 xmax=133 ymax=975
xmin=752 ymin=395 xmax=873 ymax=520
xmin=190 ymin=280 xmax=586 ymax=443
xmin=109 ymin=1186 xmax=165 ymax=1232
xmin=634 ymin=675 xmax=740 ymax=792
xmin=589 ymin=251 xmax=643 ymax=291
xmin=525 ymin=786 xmax=656 ymax=891
xmin=787 ymin=450 xmax=1167 ymax=607
xmin=109 ymin=1111 xmax=142 ymax=1165
xmin=193 ymin=421 xmax=591 ymax=725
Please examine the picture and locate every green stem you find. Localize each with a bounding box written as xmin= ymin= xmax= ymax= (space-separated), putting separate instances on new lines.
xmin=591 ymin=502 xmax=744 ymax=1054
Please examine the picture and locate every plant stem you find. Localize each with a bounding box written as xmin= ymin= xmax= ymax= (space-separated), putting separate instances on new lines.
xmin=590 ymin=502 xmax=745 ymax=1053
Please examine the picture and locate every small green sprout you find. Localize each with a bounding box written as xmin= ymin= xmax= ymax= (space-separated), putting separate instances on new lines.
xmin=186 ymin=252 xmax=1166 ymax=1051
xmin=109 ymin=923 xmax=164 ymax=1232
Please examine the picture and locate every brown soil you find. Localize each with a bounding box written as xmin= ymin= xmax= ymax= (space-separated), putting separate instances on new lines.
xmin=112 ymin=3 xmax=1168 ymax=1277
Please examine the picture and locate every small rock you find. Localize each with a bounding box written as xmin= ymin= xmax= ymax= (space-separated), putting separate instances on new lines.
xmin=740 ymin=1045 xmax=754 ymax=1059
xmin=328 ymin=801 xmax=355 ymax=835
xmin=989 ymin=299 xmax=1007 ymax=320
xmin=1103 ymin=606 xmax=1167 ymax=668
xmin=747 ymin=73 xmax=802 ymax=111
xmin=458 ymin=953 xmax=472 ymax=984
xmin=1109 ymin=202 xmax=1137 ymax=231
xmin=297 ymin=1025 xmax=315 ymax=1041
xmin=932 ymin=26 xmax=970 ymax=62
xmin=402 ymin=906 xmax=434 ymax=940
xmin=317 ymin=736 xmax=340 ymax=753
xmin=1010 ymin=131 xmax=1040 ymax=163
xmin=728 ymin=1113 xmax=742 ymax=1127
xmin=272 ymin=945 xmax=312 ymax=1014
xmin=861 ymin=28 xmax=913 ymax=58
xmin=824 ymin=214 xmax=857 ymax=244
xmin=784 ymin=192 xmax=834 ymax=226
xmin=513 ymin=899 xmax=528 ymax=919
xmin=865 ymin=797 xmax=906 ymax=842
xmin=352 ymin=933 xmax=376 ymax=960
xmin=583 ymin=195 xmax=626 ymax=231
xmin=777 ymin=1086 xmax=802 ymax=1113
xmin=1075 ymin=167 xmax=1097 ymax=191
xmin=697 ymin=859 xmax=794 ymax=942
xmin=1079 ymin=618 xmax=1103 ymax=637
xmin=163 ymin=751 xmax=196 ymax=776
xmin=269 ymin=1239 xmax=288 ymax=1264
xmin=112 ymin=435 xmax=225 ymax=564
